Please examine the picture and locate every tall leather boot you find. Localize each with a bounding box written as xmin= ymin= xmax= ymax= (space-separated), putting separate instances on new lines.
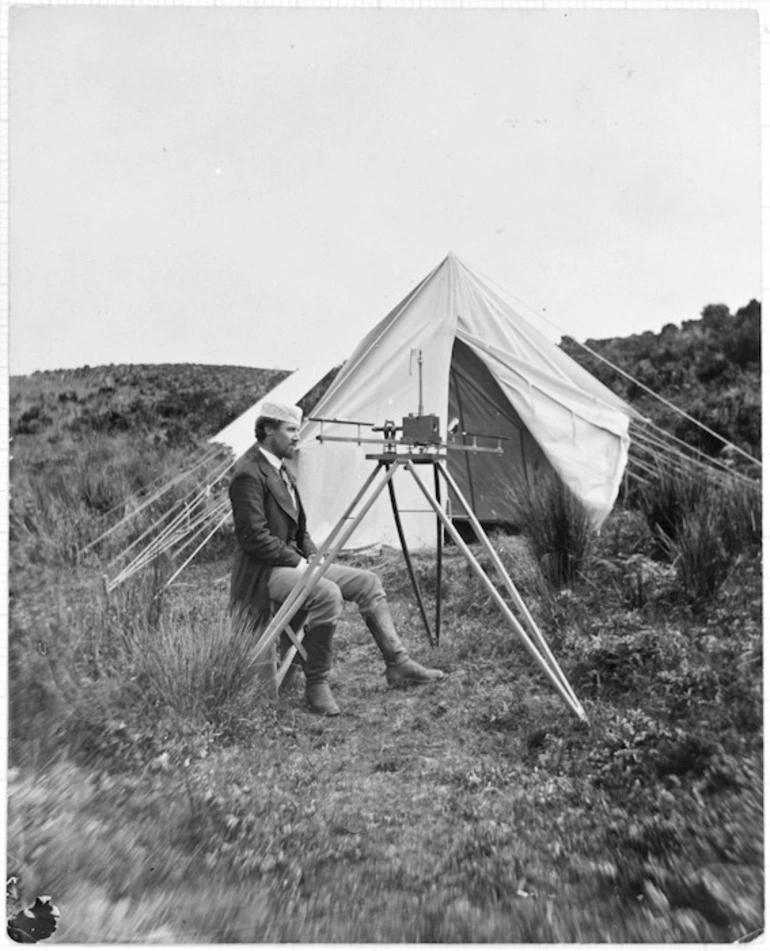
xmin=303 ymin=624 xmax=341 ymax=716
xmin=362 ymin=602 xmax=446 ymax=688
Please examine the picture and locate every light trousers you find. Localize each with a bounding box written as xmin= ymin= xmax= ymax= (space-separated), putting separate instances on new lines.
xmin=267 ymin=563 xmax=385 ymax=630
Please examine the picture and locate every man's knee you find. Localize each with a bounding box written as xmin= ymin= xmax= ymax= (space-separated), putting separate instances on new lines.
xmin=356 ymin=569 xmax=386 ymax=613
xmin=308 ymin=579 xmax=344 ymax=626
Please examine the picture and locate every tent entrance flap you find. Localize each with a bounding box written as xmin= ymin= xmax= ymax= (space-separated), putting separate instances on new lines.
xmin=447 ymin=339 xmax=554 ymax=523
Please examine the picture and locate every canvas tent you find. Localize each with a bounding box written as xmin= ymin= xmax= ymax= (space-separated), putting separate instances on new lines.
xmin=101 ymin=252 xmax=759 ymax=590
xmin=212 ymin=253 xmax=641 ymax=550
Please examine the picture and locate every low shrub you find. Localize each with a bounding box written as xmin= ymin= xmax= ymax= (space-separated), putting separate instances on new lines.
xmin=597 ymin=508 xmax=654 ymax=560
xmin=600 ymin=553 xmax=679 ymax=611
xmin=570 ymin=622 xmax=689 ymax=699
xmin=587 ymin=708 xmax=698 ymax=792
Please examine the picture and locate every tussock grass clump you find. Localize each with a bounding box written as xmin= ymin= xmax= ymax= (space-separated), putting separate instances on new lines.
xmin=10 ymin=562 xmax=269 ymax=771
xmin=126 ymin=603 xmax=270 ymax=725
xmin=637 ymin=463 xmax=761 ymax=605
xmin=720 ymin=477 xmax=762 ymax=555
xmin=637 ymin=461 xmax=703 ymax=555
xmin=61 ymin=594 xmax=273 ymax=767
xmin=504 ymin=473 xmax=596 ymax=590
xmin=659 ymin=497 xmax=732 ymax=607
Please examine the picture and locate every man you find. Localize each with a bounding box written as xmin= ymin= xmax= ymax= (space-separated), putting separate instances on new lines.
xmin=229 ymin=401 xmax=445 ymax=716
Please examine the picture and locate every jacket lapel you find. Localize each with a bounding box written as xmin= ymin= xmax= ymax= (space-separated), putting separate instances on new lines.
xmin=257 ymin=452 xmax=299 ymax=525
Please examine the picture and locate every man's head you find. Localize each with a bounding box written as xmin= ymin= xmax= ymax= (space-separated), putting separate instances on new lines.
xmin=255 ymin=402 xmax=303 ymax=459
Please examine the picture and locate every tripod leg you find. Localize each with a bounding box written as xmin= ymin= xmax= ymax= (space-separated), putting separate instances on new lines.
xmin=278 ymin=624 xmax=307 ymax=662
xmin=313 ymin=461 xmax=388 ymax=557
xmin=435 ymin=462 xmax=582 ymax=710
xmin=434 ymin=463 xmax=443 ymax=645
xmin=404 ymin=460 xmax=587 ymax=723
xmin=387 ymin=477 xmax=434 ymax=647
xmin=276 ymin=644 xmax=300 ymax=687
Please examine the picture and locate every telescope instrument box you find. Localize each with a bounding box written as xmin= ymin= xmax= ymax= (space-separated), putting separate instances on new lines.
xmin=402 ymin=414 xmax=441 ymax=446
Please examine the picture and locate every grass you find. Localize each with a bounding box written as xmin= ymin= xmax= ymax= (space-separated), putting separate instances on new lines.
xmin=639 ymin=466 xmax=762 ymax=607
xmin=8 ymin=330 xmax=762 ymax=942
xmin=8 ymin=524 xmax=763 ymax=943
xmin=7 ymin=433 xmax=763 ymax=944
xmin=503 ymin=472 xmax=596 ymax=589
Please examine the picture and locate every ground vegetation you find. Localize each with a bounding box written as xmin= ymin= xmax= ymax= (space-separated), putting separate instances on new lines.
xmin=8 ymin=306 xmax=762 ymax=942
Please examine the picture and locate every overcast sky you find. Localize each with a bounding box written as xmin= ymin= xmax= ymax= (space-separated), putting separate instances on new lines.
xmin=9 ymin=6 xmax=761 ymax=376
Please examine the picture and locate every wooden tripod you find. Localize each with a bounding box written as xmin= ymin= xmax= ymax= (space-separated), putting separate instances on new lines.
xmin=253 ymin=451 xmax=588 ymax=723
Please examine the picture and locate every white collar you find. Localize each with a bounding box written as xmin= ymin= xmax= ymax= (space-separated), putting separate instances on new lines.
xmin=258 ymin=447 xmax=284 ymax=471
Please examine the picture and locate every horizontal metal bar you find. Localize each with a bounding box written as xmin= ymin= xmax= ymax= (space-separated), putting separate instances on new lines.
xmin=315 ymin=435 xmax=502 ymax=454
xmin=307 ymin=416 xmax=374 ymax=427
xmin=446 ymin=445 xmax=504 ymax=455
xmin=365 ymin=453 xmax=447 ymax=463
xmin=316 ymin=436 xmax=385 ymax=445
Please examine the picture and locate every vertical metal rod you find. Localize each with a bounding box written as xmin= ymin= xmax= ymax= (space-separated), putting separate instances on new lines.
xmin=387 ymin=475 xmax=434 ymax=647
xmin=433 ymin=462 xmax=443 ymax=645
xmin=404 ymin=460 xmax=586 ymax=722
xmin=418 ymin=349 xmax=424 ymax=416
xmin=436 ymin=461 xmax=583 ymax=711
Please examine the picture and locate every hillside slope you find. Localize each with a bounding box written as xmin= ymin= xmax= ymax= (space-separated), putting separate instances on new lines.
xmin=10 ymin=363 xmax=292 ymax=454
xmin=560 ymin=299 xmax=761 ymax=459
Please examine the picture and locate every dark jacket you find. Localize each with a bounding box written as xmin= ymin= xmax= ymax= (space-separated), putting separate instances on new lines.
xmin=228 ymin=447 xmax=317 ymax=627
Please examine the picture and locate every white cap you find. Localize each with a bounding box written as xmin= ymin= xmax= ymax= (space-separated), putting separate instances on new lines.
xmin=260 ymin=401 xmax=303 ymax=426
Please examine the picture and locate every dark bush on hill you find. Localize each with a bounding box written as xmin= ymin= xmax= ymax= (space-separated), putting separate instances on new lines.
xmin=560 ymin=299 xmax=761 ymax=460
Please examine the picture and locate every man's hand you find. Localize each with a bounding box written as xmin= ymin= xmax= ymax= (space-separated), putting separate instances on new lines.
xmin=297 ymin=555 xmax=326 ymax=572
